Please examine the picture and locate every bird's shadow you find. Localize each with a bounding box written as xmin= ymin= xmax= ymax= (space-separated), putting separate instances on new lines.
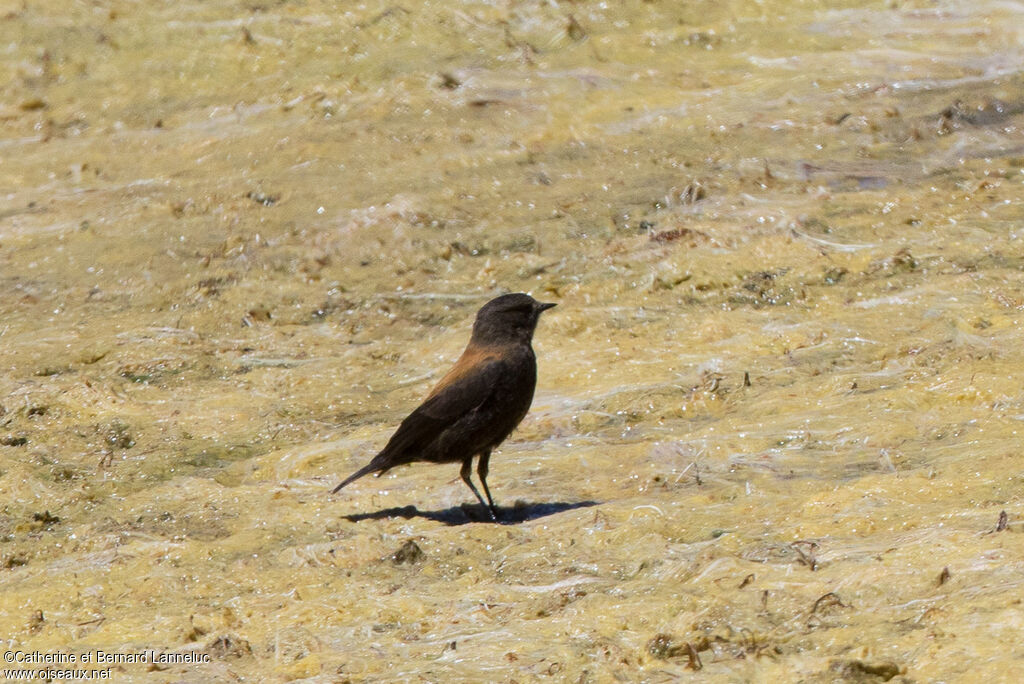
xmin=342 ymin=500 xmax=600 ymax=526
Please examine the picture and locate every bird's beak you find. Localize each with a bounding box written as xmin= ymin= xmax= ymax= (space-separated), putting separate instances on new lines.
xmin=536 ymin=301 xmax=557 ymax=312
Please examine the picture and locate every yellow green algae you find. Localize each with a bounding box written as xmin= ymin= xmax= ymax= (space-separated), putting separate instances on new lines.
xmin=2 ymin=0 xmax=1024 ymax=680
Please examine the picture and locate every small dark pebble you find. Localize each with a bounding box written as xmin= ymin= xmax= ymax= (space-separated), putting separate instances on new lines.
xmin=246 ymin=191 xmax=278 ymax=207
xmin=391 ymin=540 xmax=425 ymax=565
xmin=2 ymin=436 xmax=28 ymax=447
xmin=20 ymin=98 xmax=47 ymax=111
xmin=437 ymin=72 xmax=460 ymax=89
xmin=937 ymin=566 xmax=951 ymax=586
xmin=567 ymin=14 xmax=586 ymax=41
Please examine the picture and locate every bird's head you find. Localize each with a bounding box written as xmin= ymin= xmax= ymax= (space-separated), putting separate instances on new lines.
xmin=471 ymin=293 xmax=556 ymax=346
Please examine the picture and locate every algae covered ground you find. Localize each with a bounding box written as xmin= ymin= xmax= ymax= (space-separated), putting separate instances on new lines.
xmin=3 ymin=0 xmax=1024 ymax=681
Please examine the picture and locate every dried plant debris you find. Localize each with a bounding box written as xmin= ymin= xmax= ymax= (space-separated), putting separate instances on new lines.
xmin=729 ymin=269 xmax=800 ymax=307
xmin=648 ymin=627 xmax=781 ymax=667
xmin=104 ymin=420 xmax=135 ymax=449
xmin=827 ymin=658 xmax=903 ymax=681
xmin=4 ymin=556 xmax=28 ymax=570
xmin=791 ymin=540 xmax=819 ymax=571
xmin=823 ymin=267 xmax=848 ymax=285
xmin=31 ymin=511 xmax=60 ymax=528
xmin=206 ymin=634 xmax=253 ymax=660
xmin=650 ymin=227 xmax=711 ymax=246
xmin=996 ymin=510 xmax=1009 ymax=532
xmin=645 ymin=634 xmax=703 ymax=670
xmin=868 ymin=248 xmax=918 ymax=276
xmin=936 ymin=97 xmax=1023 ymax=134
xmin=810 ymin=592 xmax=849 ymax=615
xmin=27 ymin=610 xmax=45 ymax=634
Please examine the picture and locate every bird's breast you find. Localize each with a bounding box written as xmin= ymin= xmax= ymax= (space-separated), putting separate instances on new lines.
xmin=482 ymin=346 xmax=537 ymax=429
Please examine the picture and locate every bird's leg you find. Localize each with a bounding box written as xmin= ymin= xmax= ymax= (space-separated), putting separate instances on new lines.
xmin=460 ymin=457 xmax=497 ymax=522
xmin=477 ymin=449 xmax=497 ymax=515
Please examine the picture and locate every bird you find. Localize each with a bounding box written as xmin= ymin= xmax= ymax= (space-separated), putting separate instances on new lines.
xmin=331 ymin=293 xmax=556 ymax=520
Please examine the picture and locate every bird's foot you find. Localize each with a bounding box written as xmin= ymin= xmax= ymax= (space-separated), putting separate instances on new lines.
xmin=460 ymin=503 xmax=500 ymax=523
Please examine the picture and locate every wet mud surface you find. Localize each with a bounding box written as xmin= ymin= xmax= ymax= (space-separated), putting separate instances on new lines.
xmin=3 ymin=0 xmax=1024 ymax=680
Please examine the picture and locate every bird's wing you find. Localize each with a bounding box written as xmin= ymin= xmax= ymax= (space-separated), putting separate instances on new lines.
xmin=378 ymin=359 xmax=506 ymax=457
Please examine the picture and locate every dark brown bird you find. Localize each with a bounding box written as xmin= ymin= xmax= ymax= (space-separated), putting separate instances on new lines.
xmin=331 ymin=293 xmax=556 ymax=520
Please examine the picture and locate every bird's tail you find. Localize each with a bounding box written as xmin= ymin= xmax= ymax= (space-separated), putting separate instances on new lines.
xmin=330 ymin=460 xmax=384 ymax=494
